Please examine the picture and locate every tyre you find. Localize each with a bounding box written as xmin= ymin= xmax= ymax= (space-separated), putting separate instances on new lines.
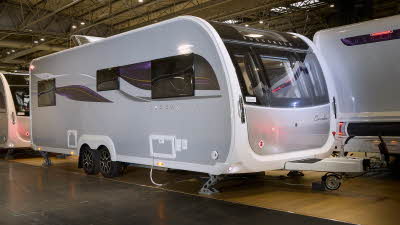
xmin=81 ymin=147 xmax=100 ymax=175
xmin=322 ymin=174 xmax=342 ymax=191
xmin=99 ymin=146 xmax=122 ymax=178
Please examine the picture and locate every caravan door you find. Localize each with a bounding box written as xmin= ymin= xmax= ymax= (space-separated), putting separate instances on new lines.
xmin=0 ymin=77 xmax=8 ymax=145
xmin=229 ymin=44 xmax=331 ymax=155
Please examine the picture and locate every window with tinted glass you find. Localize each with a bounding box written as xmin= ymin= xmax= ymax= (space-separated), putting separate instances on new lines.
xmin=38 ymin=79 xmax=56 ymax=107
xmin=119 ymin=62 xmax=151 ymax=90
xmin=194 ymin=55 xmax=220 ymax=90
xmin=97 ymin=67 xmax=119 ymax=91
xmin=151 ymin=54 xmax=194 ymax=99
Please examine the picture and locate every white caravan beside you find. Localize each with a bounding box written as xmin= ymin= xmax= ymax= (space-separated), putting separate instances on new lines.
xmin=314 ymin=15 xmax=400 ymax=158
xmin=30 ymin=16 xmax=365 ymax=192
xmin=0 ymin=73 xmax=31 ymax=151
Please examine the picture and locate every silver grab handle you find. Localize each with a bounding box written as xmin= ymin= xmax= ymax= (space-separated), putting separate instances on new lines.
xmin=238 ymin=96 xmax=245 ymax=124
xmin=11 ymin=112 xmax=15 ymax=125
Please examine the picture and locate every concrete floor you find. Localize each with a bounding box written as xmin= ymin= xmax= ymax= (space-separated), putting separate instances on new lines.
xmin=3 ymin=153 xmax=400 ymax=225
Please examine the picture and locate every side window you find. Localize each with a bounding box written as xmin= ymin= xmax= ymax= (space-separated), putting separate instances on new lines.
xmin=261 ymin=56 xmax=313 ymax=107
xmin=119 ymin=62 xmax=151 ymax=90
xmin=233 ymin=55 xmax=255 ymax=97
xmin=97 ymin=67 xmax=119 ymax=91
xmin=151 ymin=54 xmax=194 ymax=99
xmin=38 ymin=79 xmax=56 ymax=107
xmin=194 ymin=55 xmax=220 ymax=90
xmin=304 ymin=52 xmax=329 ymax=105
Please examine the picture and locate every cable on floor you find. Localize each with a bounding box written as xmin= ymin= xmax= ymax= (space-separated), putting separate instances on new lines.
xmin=149 ymin=155 xmax=165 ymax=187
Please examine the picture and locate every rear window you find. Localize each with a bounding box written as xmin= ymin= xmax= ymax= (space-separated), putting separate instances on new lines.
xmin=38 ymin=79 xmax=56 ymax=107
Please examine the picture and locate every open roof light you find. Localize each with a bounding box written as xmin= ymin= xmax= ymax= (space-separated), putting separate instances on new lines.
xmin=223 ymin=19 xmax=239 ymax=24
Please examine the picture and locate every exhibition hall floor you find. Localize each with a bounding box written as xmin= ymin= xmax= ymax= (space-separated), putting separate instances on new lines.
xmin=2 ymin=153 xmax=400 ymax=225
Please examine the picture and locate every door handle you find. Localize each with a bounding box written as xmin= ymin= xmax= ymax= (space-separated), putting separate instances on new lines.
xmin=11 ymin=112 xmax=15 ymax=125
xmin=238 ymin=96 xmax=246 ymax=124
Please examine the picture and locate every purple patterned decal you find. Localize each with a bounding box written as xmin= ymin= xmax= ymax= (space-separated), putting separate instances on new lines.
xmin=341 ymin=28 xmax=400 ymax=46
xmin=56 ymin=85 xmax=112 ymax=102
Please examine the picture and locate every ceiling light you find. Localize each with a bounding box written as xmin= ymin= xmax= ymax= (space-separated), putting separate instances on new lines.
xmin=259 ymin=20 xmax=264 ymax=24
xmin=7 ymin=52 xmax=10 ymax=54
xmin=223 ymin=19 xmax=239 ymax=24
xmin=34 ymin=40 xmax=39 ymax=44
xmin=80 ymin=22 xmax=85 ymax=25
xmin=330 ymin=4 xmax=335 ymax=7
xmin=40 ymin=38 xmax=45 ymax=41
xmin=291 ymin=0 xmax=320 ymax=8
xmin=245 ymin=34 xmax=263 ymax=38
xmin=72 ymin=25 xmax=77 ymax=29
xmin=11 ymin=49 xmax=15 ymax=52
xmin=245 ymin=24 xmax=249 ymax=27
xmin=138 ymin=0 xmax=143 ymax=2
xmin=14 ymin=70 xmax=18 ymax=73
xmin=271 ymin=6 xmax=288 ymax=13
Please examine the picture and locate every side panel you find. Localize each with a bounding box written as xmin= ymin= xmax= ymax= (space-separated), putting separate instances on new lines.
xmin=30 ymin=17 xmax=232 ymax=172
xmin=0 ymin=75 xmax=8 ymax=146
xmin=314 ymin=15 xmax=400 ymax=123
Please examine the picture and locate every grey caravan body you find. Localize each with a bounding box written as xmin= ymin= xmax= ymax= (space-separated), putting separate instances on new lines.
xmin=314 ymin=15 xmax=400 ymax=154
xmin=30 ymin=16 xmax=335 ymax=175
xmin=0 ymin=73 xmax=31 ymax=149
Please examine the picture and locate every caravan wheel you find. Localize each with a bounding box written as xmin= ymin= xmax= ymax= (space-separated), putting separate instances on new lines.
xmin=322 ymin=174 xmax=342 ymax=191
xmin=81 ymin=148 xmax=100 ymax=175
xmin=99 ymin=146 xmax=122 ymax=178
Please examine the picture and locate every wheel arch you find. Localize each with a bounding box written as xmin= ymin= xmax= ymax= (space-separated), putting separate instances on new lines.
xmin=77 ymin=135 xmax=117 ymax=161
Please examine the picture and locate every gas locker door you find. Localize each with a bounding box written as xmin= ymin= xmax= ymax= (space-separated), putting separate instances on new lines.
xmin=234 ymin=48 xmax=331 ymax=156
xmin=0 ymin=77 xmax=8 ymax=145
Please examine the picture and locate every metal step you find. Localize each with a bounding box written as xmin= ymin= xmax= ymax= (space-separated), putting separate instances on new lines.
xmin=284 ymin=157 xmax=368 ymax=173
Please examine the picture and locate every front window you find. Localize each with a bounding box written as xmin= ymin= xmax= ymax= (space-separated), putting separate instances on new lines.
xmin=229 ymin=44 xmax=329 ymax=107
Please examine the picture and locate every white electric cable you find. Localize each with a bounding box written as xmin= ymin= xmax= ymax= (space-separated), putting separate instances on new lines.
xmin=149 ymin=155 xmax=164 ymax=186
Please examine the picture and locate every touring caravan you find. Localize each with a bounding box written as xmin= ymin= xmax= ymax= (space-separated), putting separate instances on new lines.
xmin=0 ymin=73 xmax=31 ymax=152
xmin=30 ymin=16 xmax=365 ymax=192
xmin=314 ymin=15 xmax=400 ymax=160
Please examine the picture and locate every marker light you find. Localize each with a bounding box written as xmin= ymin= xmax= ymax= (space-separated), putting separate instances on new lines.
xmin=370 ymin=30 xmax=393 ymax=36
xmin=338 ymin=122 xmax=345 ymax=136
xmin=29 ymin=65 xmax=35 ymax=71
xmin=156 ymin=162 xmax=165 ymax=166
xmin=70 ymin=151 xmax=74 ymax=155
xmin=37 ymin=147 xmax=42 ymax=151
